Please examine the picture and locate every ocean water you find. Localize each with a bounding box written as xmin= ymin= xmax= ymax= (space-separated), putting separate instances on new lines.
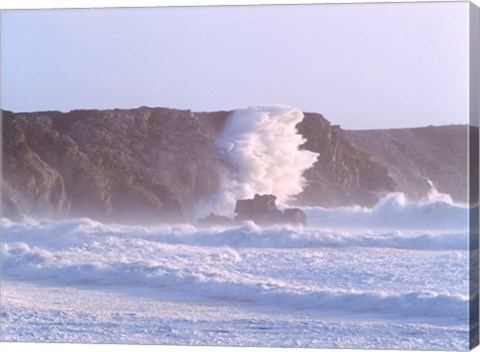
xmin=0 ymin=106 xmax=472 ymax=349
xmin=0 ymin=193 xmax=471 ymax=350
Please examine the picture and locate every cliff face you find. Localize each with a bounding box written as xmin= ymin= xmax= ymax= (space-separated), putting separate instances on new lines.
xmin=3 ymin=114 xmax=70 ymax=219
xmin=2 ymin=108 xmax=229 ymax=223
xmin=345 ymin=126 xmax=469 ymax=203
xmin=295 ymin=113 xmax=395 ymax=207
xmin=1 ymin=107 xmax=469 ymax=223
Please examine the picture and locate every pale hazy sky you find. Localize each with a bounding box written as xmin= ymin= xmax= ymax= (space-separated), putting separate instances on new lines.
xmin=0 ymin=1 xmax=470 ymax=129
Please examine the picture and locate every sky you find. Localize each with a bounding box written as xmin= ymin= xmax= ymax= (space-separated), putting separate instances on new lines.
xmin=0 ymin=1 xmax=471 ymax=129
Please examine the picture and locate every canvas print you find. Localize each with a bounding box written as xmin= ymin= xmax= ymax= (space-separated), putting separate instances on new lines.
xmin=1 ymin=1 xmax=479 ymax=350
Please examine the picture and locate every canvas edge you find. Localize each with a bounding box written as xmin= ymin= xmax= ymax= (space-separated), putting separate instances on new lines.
xmin=470 ymin=1 xmax=480 ymax=350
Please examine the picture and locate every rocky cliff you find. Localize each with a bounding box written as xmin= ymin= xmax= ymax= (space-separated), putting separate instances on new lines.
xmin=345 ymin=126 xmax=469 ymax=203
xmin=295 ymin=113 xmax=396 ymax=207
xmin=1 ymin=106 xmax=469 ymax=223
xmin=2 ymin=107 xmax=229 ymax=223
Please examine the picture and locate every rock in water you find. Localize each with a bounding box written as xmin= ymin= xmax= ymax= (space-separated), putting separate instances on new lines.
xmin=235 ymin=194 xmax=307 ymax=226
xmin=235 ymin=194 xmax=282 ymax=224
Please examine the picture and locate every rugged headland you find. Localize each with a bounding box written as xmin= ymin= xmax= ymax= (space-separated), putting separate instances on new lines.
xmin=1 ymin=106 xmax=468 ymax=223
xmin=345 ymin=126 xmax=469 ymax=203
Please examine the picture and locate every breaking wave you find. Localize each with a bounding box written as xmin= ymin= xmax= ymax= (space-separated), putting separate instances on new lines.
xmin=2 ymin=223 xmax=468 ymax=322
xmin=197 ymin=105 xmax=318 ymax=217
xmin=1 ymin=194 xmax=469 ymax=323
xmin=302 ymin=191 xmax=468 ymax=230
xmin=1 ymin=206 xmax=468 ymax=252
xmin=2 ymin=248 xmax=468 ymax=321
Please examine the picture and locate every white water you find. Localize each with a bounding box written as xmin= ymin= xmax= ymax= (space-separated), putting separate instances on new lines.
xmin=1 ymin=189 xmax=468 ymax=250
xmin=302 ymin=192 xmax=468 ymax=230
xmin=197 ymin=105 xmax=318 ymax=217
xmin=1 ymin=192 xmax=470 ymax=349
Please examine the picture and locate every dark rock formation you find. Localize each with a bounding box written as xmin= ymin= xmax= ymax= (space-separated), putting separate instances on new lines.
xmin=345 ymin=125 xmax=469 ymax=203
xmin=235 ymin=194 xmax=307 ymax=225
xmin=196 ymin=194 xmax=308 ymax=226
xmin=2 ymin=107 xmax=228 ymax=223
xmin=2 ymin=114 xmax=71 ymax=220
xmin=295 ymin=113 xmax=396 ymax=207
xmin=235 ymin=194 xmax=283 ymax=224
xmin=296 ymin=114 xmax=469 ymax=206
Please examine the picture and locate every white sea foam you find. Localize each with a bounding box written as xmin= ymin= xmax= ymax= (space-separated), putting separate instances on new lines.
xmin=197 ymin=105 xmax=318 ymax=217
xmin=2 ymin=186 xmax=469 ymax=327
xmin=1 ymin=205 xmax=469 ymax=344
xmin=1 ymin=212 xmax=468 ymax=251
xmin=302 ymin=192 xmax=468 ymax=230
xmin=1 ymin=222 xmax=468 ymax=322
xmin=1 ymin=254 xmax=468 ymax=321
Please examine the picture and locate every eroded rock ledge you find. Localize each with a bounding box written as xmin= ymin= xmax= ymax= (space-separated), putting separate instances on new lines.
xmin=197 ymin=194 xmax=307 ymax=227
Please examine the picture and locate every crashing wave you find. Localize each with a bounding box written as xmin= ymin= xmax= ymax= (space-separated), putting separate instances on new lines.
xmin=196 ymin=105 xmax=318 ymax=218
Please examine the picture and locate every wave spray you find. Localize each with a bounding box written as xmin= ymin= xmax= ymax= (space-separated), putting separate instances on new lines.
xmin=199 ymin=105 xmax=318 ymax=217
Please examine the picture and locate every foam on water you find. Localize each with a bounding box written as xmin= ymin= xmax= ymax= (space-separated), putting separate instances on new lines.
xmin=0 ymin=172 xmax=470 ymax=329
xmin=1 ymin=255 xmax=468 ymax=321
xmin=1 ymin=213 xmax=468 ymax=251
xmin=1 ymin=223 xmax=468 ymax=322
xmin=302 ymin=191 xmax=468 ymax=230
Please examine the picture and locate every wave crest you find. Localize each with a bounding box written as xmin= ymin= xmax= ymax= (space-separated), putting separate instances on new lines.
xmin=2 ymin=238 xmax=468 ymax=321
xmin=1 ymin=215 xmax=468 ymax=251
xmin=302 ymin=192 xmax=468 ymax=230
